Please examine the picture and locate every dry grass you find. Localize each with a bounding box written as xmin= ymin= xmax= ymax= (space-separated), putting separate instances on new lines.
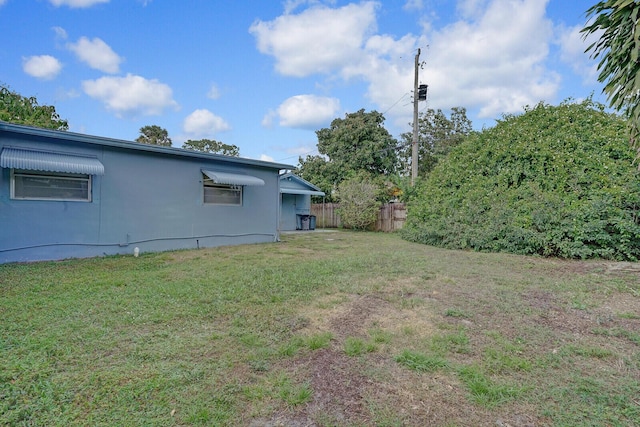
xmin=1 ymin=231 xmax=639 ymax=426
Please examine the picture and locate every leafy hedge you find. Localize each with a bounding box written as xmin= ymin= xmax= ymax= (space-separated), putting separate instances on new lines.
xmin=401 ymin=99 xmax=640 ymax=260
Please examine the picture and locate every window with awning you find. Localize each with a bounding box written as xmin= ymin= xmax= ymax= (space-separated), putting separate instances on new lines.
xmin=1 ymin=147 xmax=104 ymax=175
xmin=1 ymin=148 xmax=103 ymax=202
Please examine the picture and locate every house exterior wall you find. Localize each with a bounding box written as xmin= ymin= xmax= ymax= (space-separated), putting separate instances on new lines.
xmin=280 ymin=193 xmax=311 ymax=231
xmin=0 ymin=125 xmax=288 ymax=263
xmin=280 ymin=175 xmax=320 ymax=231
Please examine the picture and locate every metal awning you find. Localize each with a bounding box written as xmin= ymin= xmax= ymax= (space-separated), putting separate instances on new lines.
xmin=0 ymin=147 xmax=105 ymax=175
xmin=280 ymin=188 xmax=325 ymax=196
xmin=202 ymin=170 xmax=265 ymax=186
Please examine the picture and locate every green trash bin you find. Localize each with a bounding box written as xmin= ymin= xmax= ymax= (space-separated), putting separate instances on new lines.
xmin=309 ymin=215 xmax=316 ymax=230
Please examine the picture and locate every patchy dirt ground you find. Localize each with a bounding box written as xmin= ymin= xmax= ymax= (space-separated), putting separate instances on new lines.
xmin=248 ymin=259 xmax=640 ymax=427
xmin=249 ymin=295 xmax=530 ymax=426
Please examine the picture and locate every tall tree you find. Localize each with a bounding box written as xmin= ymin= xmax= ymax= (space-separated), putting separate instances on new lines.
xmin=136 ymin=125 xmax=172 ymax=147
xmin=297 ymin=109 xmax=398 ymax=200
xmin=399 ymin=107 xmax=472 ymax=177
xmin=582 ymin=0 xmax=640 ymax=159
xmin=316 ymin=109 xmax=398 ymax=176
xmin=182 ymin=139 xmax=240 ymax=156
xmin=0 ymin=85 xmax=68 ymax=131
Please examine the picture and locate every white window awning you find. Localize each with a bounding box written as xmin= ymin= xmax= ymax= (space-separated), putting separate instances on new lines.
xmin=202 ymin=169 xmax=265 ymax=186
xmin=0 ymin=147 xmax=105 ymax=175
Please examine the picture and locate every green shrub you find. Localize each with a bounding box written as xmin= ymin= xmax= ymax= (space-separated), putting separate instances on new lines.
xmin=401 ymin=99 xmax=640 ymax=260
xmin=336 ymin=176 xmax=381 ymax=230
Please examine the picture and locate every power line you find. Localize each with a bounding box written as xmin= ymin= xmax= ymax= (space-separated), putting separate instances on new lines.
xmin=276 ymin=93 xmax=412 ymax=163
xmin=382 ymin=92 xmax=411 ymax=115
xmin=276 ymin=149 xmax=320 ymax=163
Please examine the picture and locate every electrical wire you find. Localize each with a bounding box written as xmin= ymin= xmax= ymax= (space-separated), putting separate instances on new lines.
xmin=382 ymin=92 xmax=411 ymax=115
xmin=276 ymin=91 xmax=414 ymax=163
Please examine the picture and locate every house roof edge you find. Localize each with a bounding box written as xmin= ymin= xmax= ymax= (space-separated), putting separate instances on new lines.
xmin=0 ymin=121 xmax=294 ymax=170
xmin=279 ymin=172 xmax=323 ymax=192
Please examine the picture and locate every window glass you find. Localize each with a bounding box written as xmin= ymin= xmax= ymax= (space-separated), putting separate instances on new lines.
xmin=12 ymin=170 xmax=91 ymax=201
xmin=204 ymin=182 xmax=242 ymax=205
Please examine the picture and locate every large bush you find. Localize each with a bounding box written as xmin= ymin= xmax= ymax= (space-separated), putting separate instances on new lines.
xmin=336 ymin=176 xmax=381 ymax=230
xmin=401 ymin=99 xmax=640 ymax=260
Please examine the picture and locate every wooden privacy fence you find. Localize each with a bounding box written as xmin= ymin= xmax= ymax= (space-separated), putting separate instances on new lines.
xmin=310 ymin=203 xmax=406 ymax=232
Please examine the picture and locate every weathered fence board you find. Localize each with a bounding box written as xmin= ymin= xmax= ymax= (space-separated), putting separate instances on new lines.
xmin=310 ymin=203 xmax=406 ymax=232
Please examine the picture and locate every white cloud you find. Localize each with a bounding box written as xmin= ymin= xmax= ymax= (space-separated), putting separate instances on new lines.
xmin=342 ymin=33 xmax=420 ymax=115
xmin=403 ymin=0 xmax=423 ymax=11
xmin=422 ymin=0 xmax=558 ymax=119
xmin=558 ymin=23 xmax=600 ymax=85
xmin=456 ymin=0 xmax=490 ymax=18
xmin=22 ymin=55 xmax=62 ymax=80
xmin=52 ymin=26 xmax=68 ymax=40
xmin=283 ymin=0 xmax=308 ymax=14
xmin=48 ymin=0 xmax=109 ymax=7
xmin=82 ymin=74 xmax=178 ymax=117
xmin=261 ymin=110 xmax=277 ymax=128
xmin=55 ymin=87 xmax=81 ymax=100
xmin=282 ymin=0 xmax=333 ymax=14
xmin=253 ymin=0 xmax=564 ymax=131
xmin=67 ymin=37 xmax=122 ymax=73
xmin=259 ymin=154 xmax=275 ymax=162
xmin=207 ymin=84 xmax=221 ymax=100
xmin=249 ymin=2 xmax=378 ymax=77
xmin=183 ymin=109 xmax=231 ymax=137
xmin=275 ymin=94 xmax=341 ymax=128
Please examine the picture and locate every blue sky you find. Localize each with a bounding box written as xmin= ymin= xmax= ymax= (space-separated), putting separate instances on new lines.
xmin=0 ymin=0 xmax=604 ymax=165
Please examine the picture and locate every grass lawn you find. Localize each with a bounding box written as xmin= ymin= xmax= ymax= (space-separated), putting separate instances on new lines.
xmin=1 ymin=231 xmax=639 ymax=426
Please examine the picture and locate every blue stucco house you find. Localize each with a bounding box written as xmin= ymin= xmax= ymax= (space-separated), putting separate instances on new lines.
xmin=0 ymin=122 xmax=293 ymax=263
xmin=279 ymin=172 xmax=325 ymax=231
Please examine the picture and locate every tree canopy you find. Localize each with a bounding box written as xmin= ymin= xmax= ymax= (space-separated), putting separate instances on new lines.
xmin=136 ymin=125 xmax=172 ymax=147
xmin=182 ymin=139 xmax=240 ymax=156
xmin=0 ymin=85 xmax=68 ymax=131
xmin=582 ymin=0 xmax=640 ymax=159
xmin=296 ymin=154 xmax=342 ymax=201
xmin=316 ymin=109 xmax=398 ymax=176
xmin=297 ymin=109 xmax=398 ymax=200
xmin=399 ymin=107 xmax=473 ymax=177
xmin=401 ymin=99 xmax=640 ymax=261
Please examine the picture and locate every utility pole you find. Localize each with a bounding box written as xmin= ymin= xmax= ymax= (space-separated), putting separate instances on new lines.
xmin=411 ymin=48 xmax=420 ymax=186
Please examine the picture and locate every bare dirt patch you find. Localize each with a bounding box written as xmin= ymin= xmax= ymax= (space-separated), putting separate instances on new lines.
xmin=525 ymin=289 xmax=591 ymax=335
xmin=256 ymin=291 xmax=548 ymax=426
xmin=526 ymin=286 xmax=640 ymax=338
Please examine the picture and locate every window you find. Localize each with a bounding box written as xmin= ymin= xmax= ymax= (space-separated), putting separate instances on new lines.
xmin=11 ymin=170 xmax=91 ymax=202
xmin=204 ymin=181 xmax=242 ymax=205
